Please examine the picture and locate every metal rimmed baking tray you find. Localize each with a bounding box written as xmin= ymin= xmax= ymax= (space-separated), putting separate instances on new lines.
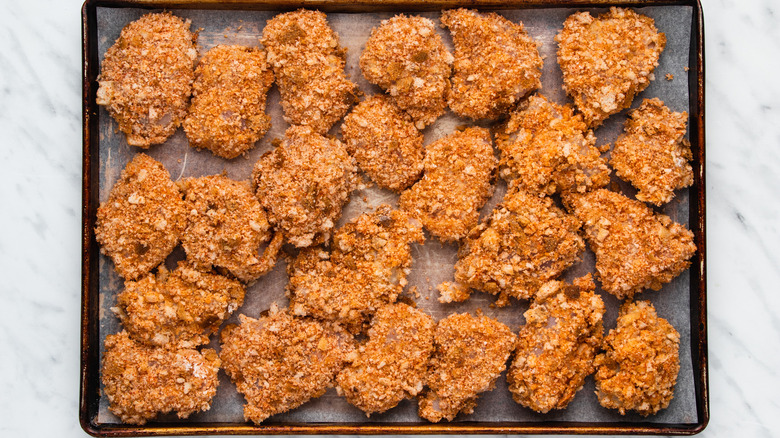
xmin=80 ymin=0 xmax=707 ymax=435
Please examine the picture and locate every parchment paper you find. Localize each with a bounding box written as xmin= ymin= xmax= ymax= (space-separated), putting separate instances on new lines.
xmin=95 ymin=4 xmax=697 ymax=426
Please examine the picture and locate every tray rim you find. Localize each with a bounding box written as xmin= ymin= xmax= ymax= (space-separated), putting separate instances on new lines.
xmin=79 ymin=0 xmax=708 ymax=435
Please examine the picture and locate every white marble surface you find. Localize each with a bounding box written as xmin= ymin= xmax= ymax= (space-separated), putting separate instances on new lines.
xmin=0 ymin=0 xmax=777 ymax=436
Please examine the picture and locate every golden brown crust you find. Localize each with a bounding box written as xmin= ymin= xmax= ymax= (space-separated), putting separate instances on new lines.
xmin=341 ymin=95 xmax=424 ymax=192
xmin=252 ymin=125 xmax=358 ymax=247
xmin=180 ymin=174 xmax=281 ymax=283
xmin=556 ymin=7 xmax=666 ymax=127
xmin=101 ymin=331 xmax=220 ymax=425
xmin=441 ymin=8 xmax=542 ymax=121
xmin=610 ymin=98 xmax=693 ymax=206
xmin=418 ymin=313 xmax=516 ymax=422
xmin=595 ymin=301 xmax=680 ymax=416
xmin=95 ymin=154 xmax=187 ymax=280
xmin=219 ymin=308 xmax=357 ymax=424
xmin=360 ymin=14 xmax=452 ymax=128
xmin=183 ymin=45 xmax=274 ymax=159
xmin=287 ymin=206 xmax=425 ymax=333
xmin=508 ymin=275 xmax=605 ymax=413
xmin=565 ymin=189 xmax=696 ymax=299
xmin=453 ymin=186 xmax=585 ymax=305
xmin=261 ymin=9 xmax=360 ymax=134
xmin=399 ymin=127 xmax=497 ymax=242
xmin=114 ymin=262 xmax=245 ymax=348
xmin=336 ymin=303 xmax=435 ymax=415
xmin=497 ymin=94 xmax=610 ymax=195
xmin=97 ymin=12 xmax=197 ymax=147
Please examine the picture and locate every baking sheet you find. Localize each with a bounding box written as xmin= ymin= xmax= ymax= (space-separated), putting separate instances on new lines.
xmin=93 ymin=4 xmax=698 ymax=427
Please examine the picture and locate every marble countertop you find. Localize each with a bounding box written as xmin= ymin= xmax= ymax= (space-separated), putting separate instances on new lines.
xmin=1 ymin=0 xmax=777 ymax=436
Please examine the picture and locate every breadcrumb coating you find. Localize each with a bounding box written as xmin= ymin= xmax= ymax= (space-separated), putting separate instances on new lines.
xmin=252 ymin=125 xmax=358 ymax=247
xmin=101 ymin=331 xmax=220 ymax=425
xmin=508 ymin=275 xmax=605 ymax=413
xmin=595 ymin=301 xmax=680 ymax=416
xmin=497 ymin=94 xmax=610 ymax=195
xmin=336 ymin=303 xmax=435 ymax=415
xmin=418 ymin=313 xmax=516 ymax=423
xmin=454 ymin=185 xmax=585 ymax=305
xmin=341 ymin=95 xmax=424 ymax=192
xmin=97 ymin=12 xmax=197 ymax=147
xmin=441 ymin=8 xmax=543 ymax=121
xmin=95 ymin=154 xmax=187 ymax=280
xmin=399 ymin=127 xmax=497 ymax=242
xmin=113 ymin=261 xmax=245 ymax=348
xmin=219 ymin=307 xmax=357 ymax=424
xmin=261 ymin=9 xmax=360 ymax=134
xmin=287 ymin=206 xmax=425 ymax=333
xmin=610 ymin=98 xmax=693 ymax=206
xmin=565 ymin=189 xmax=696 ymax=299
xmin=360 ymin=14 xmax=452 ymax=128
xmin=556 ymin=7 xmax=666 ymax=127
xmin=183 ymin=45 xmax=274 ymax=159
xmin=180 ymin=174 xmax=282 ymax=283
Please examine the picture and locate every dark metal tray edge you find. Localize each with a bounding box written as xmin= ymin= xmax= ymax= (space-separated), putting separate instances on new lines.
xmin=79 ymin=0 xmax=708 ymax=435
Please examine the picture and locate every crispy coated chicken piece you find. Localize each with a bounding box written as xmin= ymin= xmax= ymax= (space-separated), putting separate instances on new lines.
xmin=96 ymin=12 xmax=197 ymax=147
xmin=360 ymin=14 xmax=452 ymax=128
xmin=497 ymin=94 xmax=610 ymax=195
xmin=336 ymin=303 xmax=435 ymax=415
xmin=565 ymin=189 xmax=696 ymax=299
xmin=261 ymin=9 xmax=360 ymax=134
xmin=288 ymin=206 xmax=425 ymax=333
xmin=183 ymin=45 xmax=274 ymax=159
xmin=95 ymin=154 xmax=187 ymax=280
xmin=508 ymin=275 xmax=605 ymax=413
xmin=595 ymin=301 xmax=680 ymax=416
xmin=418 ymin=313 xmax=516 ymax=423
xmin=453 ymin=185 xmax=585 ymax=305
xmin=219 ymin=307 xmax=356 ymax=424
xmin=556 ymin=7 xmax=666 ymax=127
xmin=610 ymin=98 xmax=693 ymax=206
xmin=180 ymin=175 xmax=282 ymax=283
xmin=399 ymin=127 xmax=496 ymax=242
xmin=441 ymin=8 xmax=543 ymax=121
xmin=113 ymin=262 xmax=245 ymax=348
xmin=341 ymin=95 xmax=424 ymax=192
xmin=101 ymin=331 xmax=220 ymax=425
xmin=252 ymin=125 xmax=358 ymax=247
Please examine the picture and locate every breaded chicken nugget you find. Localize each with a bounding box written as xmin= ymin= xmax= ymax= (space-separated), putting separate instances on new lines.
xmin=336 ymin=303 xmax=435 ymax=415
xmin=508 ymin=275 xmax=605 ymax=413
xmin=360 ymin=14 xmax=452 ymax=128
xmin=610 ymin=98 xmax=693 ymax=206
xmin=441 ymin=8 xmax=543 ymax=121
xmin=183 ymin=45 xmax=274 ymax=159
xmin=113 ymin=261 xmax=245 ymax=348
xmin=565 ymin=189 xmax=696 ymax=299
xmin=556 ymin=7 xmax=666 ymax=127
xmin=341 ymin=95 xmax=424 ymax=192
xmin=288 ymin=206 xmax=425 ymax=333
xmin=261 ymin=9 xmax=360 ymax=134
xmin=252 ymin=125 xmax=358 ymax=247
xmin=95 ymin=154 xmax=187 ymax=280
xmin=219 ymin=306 xmax=357 ymax=424
xmin=399 ymin=127 xmax=496 ymax=241
xmin=595 ymin=301 xmax=680 ymax=416
xmin=497 ymin=94 xmax=610 ymax=195
xmin=452 ymin=185 xmax=585 ymax=305
xmin=97 ymin=12 xmax=197 ymax=147
xmin=101 ymin=331 xmax=220 ymax=425
xmin=180 ymin=175 xmax=282 ymax=283
xmin=418 ymin=313 xmax=516 ymax=423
